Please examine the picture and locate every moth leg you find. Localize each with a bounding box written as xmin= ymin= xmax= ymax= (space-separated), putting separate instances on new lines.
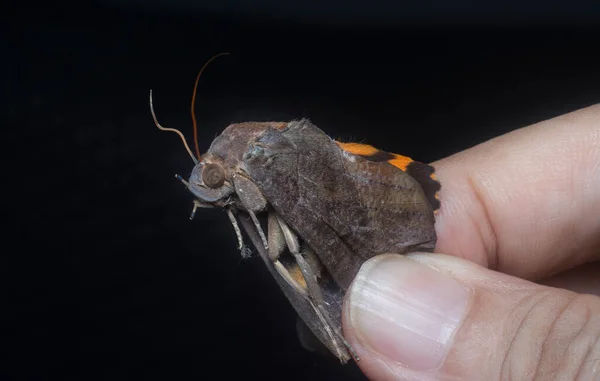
xmin=300 ymin=245 xmax=323 ymax=281
xmin=308 ymin=300 xmax=349 ymax=361
xmin=276 ymin=215 xmax=358 ymax=361
xmin=269 ymin=213 xmax=347 ymax=358
xmin=190 ymin=200 xmax=200 ymax=220
xmin=271 ymin=256 xmax=345 ymax=359
xmin=189 ymin=199 xmax=214 ymax=220
xmin=248 ymin=210 xmax=269 ymax=251
xmin=276 ymin=217 xmax=322 ymax=297
xmin=238 ymin=212 xmax=352 ymax=362
xmin=226 ymin=208 xmax=247 ymax=255
xmin=267 ymin=211 xmax=286 ymax=261
xmin=268 ymin=212 xmax=309 ymax=298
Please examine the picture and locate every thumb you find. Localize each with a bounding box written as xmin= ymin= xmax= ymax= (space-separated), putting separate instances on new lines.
xmin=342 ymin=253 xmax=600 ymax=381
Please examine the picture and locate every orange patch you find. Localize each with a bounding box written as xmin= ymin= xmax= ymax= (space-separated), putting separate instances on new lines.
xmin=289 ymin=263 xmax=307 ymax=289
xmin=336 ymin=141 xmax=415 ymax=171
xmin=387 ymin=154 xmax=413 ymax=171
xmin=335 ymin=142 xmax=380 ymax=156
xmin=430 ymin=173 xmax=440 ymax=206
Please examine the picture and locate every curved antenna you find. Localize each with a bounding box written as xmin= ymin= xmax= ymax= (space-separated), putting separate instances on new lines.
xmin=149 ymin=89 xmax=199 ymax=165
xmin=191 ymin=52 xmax=230 ymax=160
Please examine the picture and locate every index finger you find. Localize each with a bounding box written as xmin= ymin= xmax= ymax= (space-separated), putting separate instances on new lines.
xmin=432 ymin=104 xmax=600 ymax=280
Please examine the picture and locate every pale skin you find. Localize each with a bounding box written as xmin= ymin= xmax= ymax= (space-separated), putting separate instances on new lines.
xmin=342 ymin=104 xmax=600 ymax=380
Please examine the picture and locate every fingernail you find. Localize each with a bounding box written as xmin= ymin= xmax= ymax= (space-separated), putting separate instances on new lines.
xmin=346 ymin=254 xmax=470 ymax=370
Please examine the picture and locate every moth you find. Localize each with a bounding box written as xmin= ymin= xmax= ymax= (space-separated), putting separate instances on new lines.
xmin=151 ymin=54 xmax=441 ymax=363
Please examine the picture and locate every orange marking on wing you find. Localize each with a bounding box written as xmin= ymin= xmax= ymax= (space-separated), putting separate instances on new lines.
xmin=387 ymin=154 xmax=413 ymax=171
xmin=289 ymin=264 xmax=307 ymax=289
xmin=335 ymin=142 xmax=380 ymax=156
xmin=336 ymin=141 xmax=415 ymax=171
xmin=430 ymin=173 xmax=440 ymax=204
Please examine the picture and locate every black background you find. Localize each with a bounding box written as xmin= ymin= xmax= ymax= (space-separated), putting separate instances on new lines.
xmin=5 ymin=1 xmax=600 ymax=380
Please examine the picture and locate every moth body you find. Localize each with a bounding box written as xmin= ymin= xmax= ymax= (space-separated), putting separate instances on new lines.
xmin=177 ymin=119 xmax=440 ymax=363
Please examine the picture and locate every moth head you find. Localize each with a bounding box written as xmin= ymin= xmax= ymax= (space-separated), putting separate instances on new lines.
xmin=187 ymin=157 xmax=234 ymax=204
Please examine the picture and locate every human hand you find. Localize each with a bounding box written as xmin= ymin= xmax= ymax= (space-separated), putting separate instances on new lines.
xmin=342 ymin=104 xmax=600 ymax=380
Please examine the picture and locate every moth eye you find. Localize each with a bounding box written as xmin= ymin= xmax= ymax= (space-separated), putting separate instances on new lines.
xmin=202 ymin=163 xmax=225 ymax=188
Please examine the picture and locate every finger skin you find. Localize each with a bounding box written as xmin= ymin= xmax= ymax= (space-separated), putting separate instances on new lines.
xmin=538 ymin=261 xmax=600 ymax=297
xmin=343 ymin=254 xmax=600 ymax=381
xmin=432 ymin=104 xmax=600 ymax=280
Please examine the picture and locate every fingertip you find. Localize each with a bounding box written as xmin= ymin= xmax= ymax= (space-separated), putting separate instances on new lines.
xmin=430 ymin=104 xmax=600 ymax=279
xmin=343 ymin=254 xmax=472 ymax=380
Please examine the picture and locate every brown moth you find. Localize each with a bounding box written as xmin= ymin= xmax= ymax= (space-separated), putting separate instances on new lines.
xmin=151 ymin=55 xmax=440 ymax=363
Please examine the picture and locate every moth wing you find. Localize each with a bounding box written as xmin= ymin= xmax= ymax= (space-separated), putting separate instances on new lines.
xmin=336 ymin=141 xmax=441 ymax=212
xmin=324 ymin=154 xmax=438 ymax=257
xmin=244 ymin=119 xmax=438 ymax=290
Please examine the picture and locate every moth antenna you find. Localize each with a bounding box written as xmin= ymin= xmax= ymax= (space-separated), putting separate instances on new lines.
xmin=191 ymin=52 xmax=230 ymax=160
xmin=150 ymin=89 xmax=199 ymax=165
